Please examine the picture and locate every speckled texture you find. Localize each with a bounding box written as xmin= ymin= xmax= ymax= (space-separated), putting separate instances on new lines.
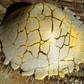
xmin=0 ymin=0 xmax=84 ymax=84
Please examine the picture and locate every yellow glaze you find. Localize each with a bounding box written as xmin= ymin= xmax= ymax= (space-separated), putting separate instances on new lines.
xmin=0 ymin=2 xmax=84 ymax=80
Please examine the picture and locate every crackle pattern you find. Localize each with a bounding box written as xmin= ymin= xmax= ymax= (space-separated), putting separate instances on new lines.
xmin=0 ymin=2 xmax=84 ymax=80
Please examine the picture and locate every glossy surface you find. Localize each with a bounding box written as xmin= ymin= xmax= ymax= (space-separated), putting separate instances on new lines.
xmin=0 ymin=2 xmax=84 ymax=80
